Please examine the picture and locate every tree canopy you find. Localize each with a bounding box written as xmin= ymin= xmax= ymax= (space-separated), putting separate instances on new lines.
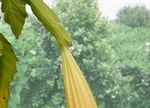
xmin=117 ymin=6 xmax=150 ymax=27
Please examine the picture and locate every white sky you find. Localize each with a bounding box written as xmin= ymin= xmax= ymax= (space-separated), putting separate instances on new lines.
xmin=98 ymin=0 xmax=150 ymax=20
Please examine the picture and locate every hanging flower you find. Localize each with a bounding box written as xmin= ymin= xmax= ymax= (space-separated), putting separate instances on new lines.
xmin=61 ymin=46 xmax=98 ymax=108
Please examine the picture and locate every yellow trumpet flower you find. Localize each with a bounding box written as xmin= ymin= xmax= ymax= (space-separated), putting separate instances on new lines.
xmin=61 ymin=46 xmax=98 ymax=108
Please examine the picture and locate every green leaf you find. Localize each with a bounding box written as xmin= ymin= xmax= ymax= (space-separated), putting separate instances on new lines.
xmin=1 ymin=0 xmax=27 ymax=38
xmin=0 ymin=41 xmax=2 ymax=57
xmin=26 ymin=0 xmax=72 ymax=47
xmin=0 ymin=33 xmax=18 ymax=108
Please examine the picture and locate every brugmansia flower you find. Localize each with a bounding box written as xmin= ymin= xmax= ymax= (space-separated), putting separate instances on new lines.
xmin=61 ymin=46 xmax=98 ymax=108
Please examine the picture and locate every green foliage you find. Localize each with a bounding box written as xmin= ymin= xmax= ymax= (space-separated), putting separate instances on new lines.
xmin=110 ymin=23 xmax=150 ymax=69
xmin=117 ymin=6 xmax=150 ymax=28
xmin=109 ymin=23 xmax=150 ymax=108
xmin=1 ymin=0 xmax=27 ymax=38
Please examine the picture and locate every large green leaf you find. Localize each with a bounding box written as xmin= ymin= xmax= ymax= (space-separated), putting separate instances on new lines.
xmin=1 ymin=0 xmax=27 ymax=38
xmin=26 ymin=0 xmax=72 ymax=47
xmin=0 ymin=33 xmax=18 ymax=108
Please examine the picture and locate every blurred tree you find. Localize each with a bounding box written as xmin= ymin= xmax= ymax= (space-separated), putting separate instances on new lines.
xmin=117 ymin=6 xmax=150 ymax=28
xmin=110 ymin=23 xmax=150 ymax=108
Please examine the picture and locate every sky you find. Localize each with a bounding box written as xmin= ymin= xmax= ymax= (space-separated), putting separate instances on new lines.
xmin=98 ymin=0 xmax=150 ymax=20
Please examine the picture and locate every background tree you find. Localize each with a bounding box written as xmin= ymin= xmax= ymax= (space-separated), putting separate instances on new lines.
xmin=117 ymin=6 xmax=150 ymax=28
xmin=109 ymin=23 xmax=150 ymax=108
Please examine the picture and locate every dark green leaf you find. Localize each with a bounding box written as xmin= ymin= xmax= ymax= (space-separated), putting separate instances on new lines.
xmin=0 ymin=33 xmax=18 ymax=108
xmin=1 ymin=0 xmax=27 ymax=38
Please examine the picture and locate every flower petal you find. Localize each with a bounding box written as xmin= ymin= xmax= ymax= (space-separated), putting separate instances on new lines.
xmin=61 ymin=46 xmax=98 ymax=108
